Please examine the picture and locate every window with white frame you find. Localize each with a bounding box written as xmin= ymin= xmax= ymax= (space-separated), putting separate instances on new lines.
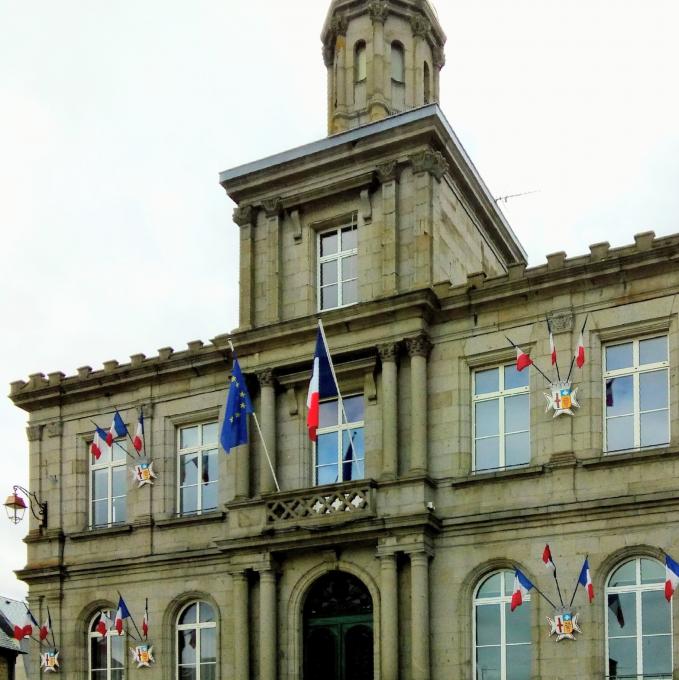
xmin=606 ymin=557 xmax=673 ymax=679
xmin=604 ymin=335 xmax=669 ymax=453
xmin=177 ymin=422 xmax=218 ymax=515
xmin=473 ymin=364 xmax=530 ymax=471
xmin=318 ymin=217 xmax=358 ymax=311
xmin=315 ymin=395 xmax=364 ymax=485
xmin=474 ymin=570 xmax=532 ymax=680
xmin=90 ymin=440 xmax=127 ymax=528
xmin=177 ymin=601 xmax=217 ymax=680
xmin=89 ymin=611 xmax=125 ymax=679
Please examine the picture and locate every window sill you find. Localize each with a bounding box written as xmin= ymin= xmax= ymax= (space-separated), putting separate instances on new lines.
xmin=581 ymin=445 xmax=678 ymax=470
xmin=70 ymin=523 xmax=133 ymax=541
xmin=155 ymin=510 xmax=226 ymax=529
xmin=451 ymin=465 xmax=544 ymax=488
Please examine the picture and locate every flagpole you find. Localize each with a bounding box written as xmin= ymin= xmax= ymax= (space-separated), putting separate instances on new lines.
xmin=504 ymin=336 xmax=551 ymax=385
xmin=47 ymin=604 xmax=56 ymax=649
xmin=89 ymin=420 xmax=137 ymax=461
xmin=112 ymin=406 xmax=142 ymax=458
xmin=566 ymin=315 xmax=588 ymax=383
xmin=116 ymin=591 xmax=142 ymax=642
xmin=568 ymin=554 xmax=588 ymax=608
xmin=227 ymin=341 xmax=281 ymax=493
xmin=317 ymin=319 xmax=359 ymax=465
xmin=144 ymin=598 xmax=148 ymax=640
xmin=531 ymin=582 xmax=558 ymax=611
xmin=546 ymin=318 xmax=561 ymax=382
xmin=552 ymin=572 xmax=565 ymax=608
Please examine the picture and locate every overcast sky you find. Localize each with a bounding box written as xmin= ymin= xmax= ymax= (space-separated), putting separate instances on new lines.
xmin=1 ymin=0 xmax=677 ymax=600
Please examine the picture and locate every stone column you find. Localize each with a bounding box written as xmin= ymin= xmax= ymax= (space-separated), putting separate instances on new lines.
xmin=323 ymin=41 xmax=335 ymax=133
xmin=410 ymin=16 xmax=430 ymax=107
xmin=259 ymin=569 xmax=278 ymax=680
xmin=432 ymin=46 xmax=445 ymax=103
xmin=258 ymin=369 xmax=277 ymax=494
xmin=377 ymin=161 xmax=399 ymax=296
xmin=406 ymin=334 xmax=432 ymax=475
xmin=379 ymin=553 xmax=399 ymax=678
xmin=233 ymin=205 xmax=255 ymax=330
xmin=262 ymin=199 xmax=282 ymax=324
xmin=369 ymin=1 xmax=389 ymax=120
xmin=378 ymin=343 xmax=399 ymax=479
xmin=231 ymin=571 xmax=250 ymax=679
xmin=410 ymin=551 xmax=431 ymax=680
xmin=332 ymin=15 xmax=348 ymax=110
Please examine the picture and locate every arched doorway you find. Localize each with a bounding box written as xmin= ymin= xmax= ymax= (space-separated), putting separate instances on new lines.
xmin=303 ymin=570 xmax=373 ymax=680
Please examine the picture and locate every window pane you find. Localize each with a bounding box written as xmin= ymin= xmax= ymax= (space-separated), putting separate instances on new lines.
xmin=391 ymin=43 xmax=405 ymax=82
xmin=608 ymin=637 xmax=636 ymax=678
xmin=181 ymin=453 xmax=199 ymax=486
xmin=203 ymin=451 xmax=218 ymax=484
xmin=341 ymin=225 xmax=357 ymax=250
xmin=640 ymin=369 xmax=668 ymax=411
xmin=343 ymin=395 xmax=364 ymax=423
xmin=609 ymin=561 xmax=637 ymax=588
xmin=506 ymin=644 xmax=531 ymax=680
xmin=504 ymin=572 xmax=515 ymax=594
xmin=181 ymin=426 xmax=199 ymax=450
xmin=112 ymin=467 xmax=126 ymax=497
xmin=642 ymin=634 xmax=672 ymax=676
xmin=342 ymin=279 xmax=358 ymax=305
xmin=111 ymin=495 xmax=126 ymax=524
xmin=111 ymin=671 xmax=124 ymax=680
xmin=92 ymin=500 xmax=108 ymax=527
xmin=606 ymin=343 xmax=633 ymax=371
xmin=505 ymin=432 xmax=530 ymax=467
xmin=179 ymin=629 xmax=197 ymax=664
xmin=317 ymin=433 xmax=338 ymax=466
xmin=505 ymin=394 xmax=529 ymax=432
xmin=200 ymin=665 xmax=216 ymax=680
xmin=181 ymin=485 xmax=198 ymax=515
xmin=321 ymin=260 xmax=338 ymax=285
xmin=475 ymin=603 xmax=501 ymax=645
xmin=477 ymin=573 xmax=502 ymax=599
xmin=321 ymin=231 xmax=338 ymax=257
xmin=475 ymin=437 xmax=499 ymax=471
xmin=640 ymin=410 xmax=669 ymax=447
xmin=111 ymin=441 xmax=127 ymax=462
xmin=475 ymin=369 xmax=499 ymax=395
xmin=200 ymin=628 xmax=217 ymax=662
xmin=504 ymin=364 xmax=529 ymax=390
xmin=606 ymin=375 xmax=633 ymax=416
xmin=202 ymin=422 xmax=218 ymax=445
xmin=91 ymin=635 xmax=107 ymax=668
xmin=317 ymin=465 xmax=337 ymax=485
xmin=608 ymin=592 xmax=636 ymax=635
xmin=319 ymin=400 xmax=338 ymax=429
xmin=342 ymin=429 xmax=365 ymax=481
xmin=180 ymin=604 xmax=197 ymax=625
xmin=179 ymin=667 xmax=197 ymax=680
xmin=342 ymin=254 xmax=357 ymax=280
xmin=199 ymin=603 xmax=215 ymax=623
xmin=606 ymin=415 xmax=634 ymax=452
xmin=92 ymin=469 xmax=108 ymax=501
xmin=475 ymin=400 xmax=499 ymax=438
xmin=321 ymin=285 xmax=338 ymax=310
xmin=343 ymin=458 xmax=364 ymax=481
xmin=641 ymin=558 xmax=665 ymax=584
xmin=642 ymin=590 xmax=671 ymax=635
xmin=476 ymin=645 xmax=501 ymax=680
xmin=91 ymin=671 xmax=108 ymax=680
xmin=640 ymin=336 xmax=668 ymax=365
xmin=111 ymin=635 xmax=125 ymax=667
xmin=202 ymin=482 xmax=217 ymax=511
xmin=506 ymin=602 xmax=530 ymax=644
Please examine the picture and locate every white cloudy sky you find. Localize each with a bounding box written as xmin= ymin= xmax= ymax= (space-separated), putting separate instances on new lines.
xmin=0 ymin=0 xmax=677 ymax=600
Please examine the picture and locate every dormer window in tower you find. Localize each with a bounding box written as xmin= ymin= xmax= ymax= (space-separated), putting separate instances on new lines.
xmin=390 ymin=41 xmax=406 ymax=111
xmin=424 ymin=61 xmax=431 ymax=104
xmin=318 ymin=214 xmax=358 ymax=311
xmin=354 ymin=41 xmax=367 ymax=109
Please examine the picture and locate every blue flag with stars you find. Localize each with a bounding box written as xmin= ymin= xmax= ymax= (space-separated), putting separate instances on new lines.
xmin=220 ymin=357 xmax=254 ymax=453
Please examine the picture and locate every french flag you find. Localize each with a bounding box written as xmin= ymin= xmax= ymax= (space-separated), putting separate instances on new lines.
xmin=13 ymin=609 xmax=36 ymax=641
xmin=96 ymin=610 xmax=113 ymax=637
xmin=107 ymin=411 xmax=128 ymax=446
xmin=578 ymin=558 xmax=594 ymax=603
xmin=575 ymin=332 xmax=586 ymax=369
xmin=142 ymin=602 xmax=149 ymax=639
xmin=39 ymin=611 xmax=52 ymax=642
xmin=114 ymin=596 xmax=131 ymax=635
xmin=510 ymin=569 xmax=534 ymax=612
xmin=306 ymin=326 xmax=338 ymax=442
xmin=515 ymin=346 xmax=533 ymax=372
xmin=664 ymin=553 xmax=679 ymax=601
xmin=133 ymin=413 xmax=144 ymax=453
xmin=542 ymin=544 xmax=556 ymax=574
xmin=91 ymin=427 xmax=108 ymax=460
xmin=549 ymin=331 xmax=557 ymax=366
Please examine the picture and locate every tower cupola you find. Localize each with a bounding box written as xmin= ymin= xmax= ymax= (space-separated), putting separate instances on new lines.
xmin=322 ymin=0 xmax=446 ymax=134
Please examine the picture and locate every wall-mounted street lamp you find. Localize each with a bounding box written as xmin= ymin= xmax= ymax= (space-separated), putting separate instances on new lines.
xmin=4 ymin=486 xmax=47 ymax=527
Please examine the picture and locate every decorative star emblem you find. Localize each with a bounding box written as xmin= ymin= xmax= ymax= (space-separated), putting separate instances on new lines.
xmin=130 ymin=459 xmax=157 ymax=487
xmin=131 ymin=643 xmax=155 ymax=668
xmin=547 ymin=611 xmax=582 ymax=641
xmin=40 ymin=649 xmax=60 ymax=672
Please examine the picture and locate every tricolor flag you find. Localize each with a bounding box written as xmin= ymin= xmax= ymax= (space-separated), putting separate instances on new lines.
xmin=91 ymin=427 xmax=109 ymax=460
xmin=306 ymin=327 xmax=338 ymax=442
xmin=39 ymin=610 xmax=52 ymax=642
xmin=515 ymin=346 xmax=533 ymax=372
xmin=142 ymin=602 xmax=149 ymax=639
xmin=107 ymin=411 xmax=128 ymax=447
xmin=542 ymin=544 xmax=556 ymax=575
xmin=133 ymin=413 xmax=144 ymax=453
xmin=114 ymin=596 xmax=131 ymax=635
xmin=578 ymin=558 xmax=594 ymax=603
xmin=664 ymin=553 xmax=679 ymax=601
xmin=575 ymin=332 xmax=586 ymax=369
xmin=510 ymin=569 xmax=534 ymax=612
xmin=549 ymin=331 xmax=557 ymax=366
xmin=13 ymin=609 xmax=37 ymax=641
xmin=96 ymin=610 xmax=113 ymax=637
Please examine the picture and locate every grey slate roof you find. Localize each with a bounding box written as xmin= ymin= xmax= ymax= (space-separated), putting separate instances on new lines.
xmin=0 ymin=597 xmax=28 ymax=654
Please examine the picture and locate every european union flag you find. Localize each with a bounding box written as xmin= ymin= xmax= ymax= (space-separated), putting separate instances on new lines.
xmin=220 ymin=358 xmax=254 ymax=453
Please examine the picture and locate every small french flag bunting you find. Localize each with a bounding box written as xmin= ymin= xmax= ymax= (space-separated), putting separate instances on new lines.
xmin=96 ymin=610 xmax=113 ymax=637
xmin=114 ymin=596 xmax=131 ymax=635
xmin=664 ymin=553 xmax=679 ymax=602
xmin=39 ymin=610 xmax=52 ymax=642
xmin=542 ymin=544 xmax=556 ymax=575
xmin=578 ymin=558 xmax=594 ymax=603
xmin=510 ymin=568 xmax=534 ymax=612
xmin=575 ymin=332 xmax=586 ymax=369
xmin=306 ymin=326 xmax=339 ymax=442
xmin=142 ymin=601 xmax=149 ymax=639
xmin=91 ymin=427 xmax=109 ymax=460
xmin=515 ymin=346 xmax=533 ymax=372
xmin=107 ymin=411 xmax=128 ymax=447
xmin=13 ymin=608 xmax=37 ymax=641
xmin=133 ymin=413 xmax=144 ymax=454
xmin=549 ymin=331 xmax=557 ymax=366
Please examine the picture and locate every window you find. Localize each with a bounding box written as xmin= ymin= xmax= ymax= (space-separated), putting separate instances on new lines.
xmin=177 ymin=601 xmax=217 ymax=680
xmin=177 ymin=422 xmax=219 ymax=515
xmin=606 ymin=557 xmax=673 ymax=679
xmin=318 ymin=218 xmax=358 ymax=311
xmin=315 ymin=395 xmax=364 ymax=485
xmin=391 ymin=42 xmax=405 ymax=82
xmin=473 ymin=364 xmax=530 ymax=471
xmin=604 ymin=335 xmax=669 ymax=452
xmin=89 ymin=612 xmax=125 ymax=679
xmin=90 ymin=440 xmax=127 ymax=527
xmin=474 ymin=571 xmax=531 ymax=680
xmin=354 ymin=41 xmax=367 ymax=82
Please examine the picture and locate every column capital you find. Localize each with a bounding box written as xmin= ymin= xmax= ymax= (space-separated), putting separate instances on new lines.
xmin=233 ymin=204 xmax=254 ymax=227
xmin=432 ymin=45 xmax=446 ymax=70
xmin=369 ymin=0 xmax=389 ymax=24
xmin=409 ymin=149 xmax=449 ymax=181
xmin=378 ymin=342 xmax=400 ymax=363
xmin=405 ymin=334 xmax=432 ymax=358
xmin=262 ymin=197 xmax=283 ymax=218
xmin=322 ymin=42 xmax=334 ymax=67
xmin=26 ymin=424 xmax=44 ymax=442
xmin=46 ymin=421 xmax=63 ymax=438
xmin=376 ymin=160 xmax=401 ymax=184
xmin=257 ymin=368 xmax=277 ymax=389
xmin=330 ymin=14 xmax=348 ymax=37
xmin=410 ymin=14 xmax=430 ymax=38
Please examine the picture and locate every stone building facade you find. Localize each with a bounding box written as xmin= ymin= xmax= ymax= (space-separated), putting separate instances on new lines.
xmin=9 ymin=1 xmax=679 ymax=679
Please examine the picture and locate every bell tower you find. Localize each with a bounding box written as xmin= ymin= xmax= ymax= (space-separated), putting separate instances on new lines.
xmin=322 ymin=0 xmax=446 ymax=134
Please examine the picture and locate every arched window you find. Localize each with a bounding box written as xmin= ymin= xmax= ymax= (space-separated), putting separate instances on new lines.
xmin=474 ymin=571 xmax=531 ymax=680
xmin=177 ymin=601 xmax=217 ymax=680
xmin=424 ymin=61 xmax=431 ymax=104
xmin=354 ymin=41 xmax=367 ymax=83
xmin=89 ymin=611 xmax=125 ymax=679
xmin=606 ymin=557 xmax=672 ymax=678
xmin=391 ymin=42 xmax=405 ymax=83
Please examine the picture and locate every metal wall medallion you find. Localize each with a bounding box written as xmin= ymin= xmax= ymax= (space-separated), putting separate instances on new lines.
xmin=544 ymin=381 xmax=580 ymax=418
xmin=131 ymin=457 xmax=157 ymax=487
xmin=547 ymin=610 xmax=582 ymax=641
xmin=131 ymin=643 xmax=155 ymax=668
xmin=40 ymin=648 xmax=60 ymax=672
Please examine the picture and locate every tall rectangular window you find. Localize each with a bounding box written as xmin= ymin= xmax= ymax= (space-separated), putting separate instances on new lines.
xmin=177 ymin=422 xmax=219 ymax=515
xmin=473 ymin=364 xmax=530 ymax=471
xmin=604 ymin=335 xmax=669 ymax=452
xmin=90 ymin=440 xmax=127 ymax=528
xmin=315 ymin=395 xmax=364 ymax=485
xmin=318 ymin=217 xmax=358 ymax=311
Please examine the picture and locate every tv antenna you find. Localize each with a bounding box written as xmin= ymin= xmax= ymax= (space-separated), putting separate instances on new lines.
xmin=494 ymin=189 xmax=540 ymax=204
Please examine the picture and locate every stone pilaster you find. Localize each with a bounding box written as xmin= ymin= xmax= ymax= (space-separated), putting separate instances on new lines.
xmin=377 ymin=160 xmax=400 ymax=296
xmin=379 ymin=552 xmax=399 ymax=677
xmin=234 ymin=204 xmax=255 ymax=329
xmin=262 ymin=199 xmax=282 ymax=324
xmin=410 ymin=550 xmax=431 ymax=680
xmin=259 ymin=568 xmax=278 ymax=680
xmin=406 ymin=334 xmax=432 ymax=474
xmin=258 ymin=369 xmax=278 ymax=494
xmin=378 ymin=343 xmax=399 ymax=479
xmin=231 ymin=571 xmax=250 ymax=679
